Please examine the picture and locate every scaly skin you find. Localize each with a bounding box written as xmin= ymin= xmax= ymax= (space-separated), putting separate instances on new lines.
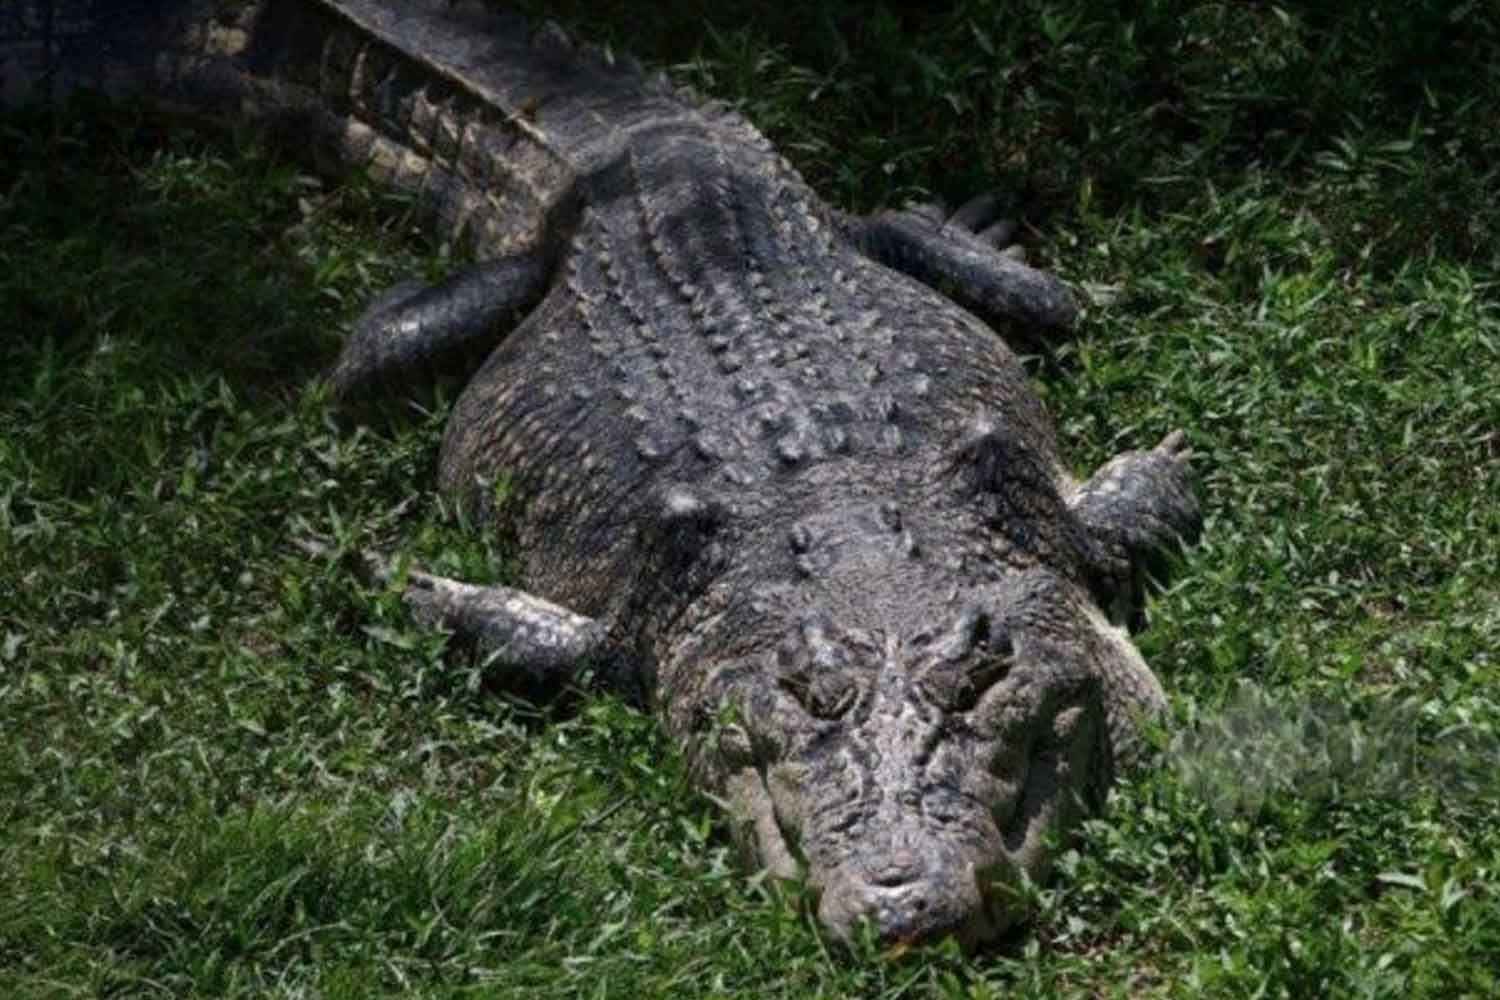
xmin=3 ymin=0 xmax=1201 ymax=947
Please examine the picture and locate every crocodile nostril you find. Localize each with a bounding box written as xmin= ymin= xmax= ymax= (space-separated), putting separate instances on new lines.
xmin=869 ymin=851 xmax=923 ymax=886
xmin=863 ymin=886 xmax=955 ymax=946
xmin=819 ymin=866 xmax=982 ymax=946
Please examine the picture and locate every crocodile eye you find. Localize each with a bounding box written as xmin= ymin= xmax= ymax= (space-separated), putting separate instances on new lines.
xmin=949 ymin=647 xmax=1014 ymax=712
xmin=809 ymin=672 xmax=857 ymax=718
xmin=774 ymin=619 xmax=860 ymax=720
xmin=920 ymin=613 xmax=1015 ymax=712
xmin=779 ymin=670 xmax=856 ymax=720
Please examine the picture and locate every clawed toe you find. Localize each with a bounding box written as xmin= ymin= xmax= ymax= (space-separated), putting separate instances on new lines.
xmin=946 ymin=193 xmax=1023 ymax=251
xmin=907 ymin=193 xmax=1021 ymax=250
xmin=1156 ymin=429 xmax=1192 ymax=459
xmin=946 ymin=192 xmax=1005 ymax=232
xmin=977 ymin=217 xmax=1018 ymax=249
xmin=904 ymin=200 xmax=949 ymax=224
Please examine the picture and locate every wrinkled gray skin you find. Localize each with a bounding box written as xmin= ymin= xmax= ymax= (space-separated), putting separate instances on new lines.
xmin=4 ymin=0 xmax=1201 ymax=946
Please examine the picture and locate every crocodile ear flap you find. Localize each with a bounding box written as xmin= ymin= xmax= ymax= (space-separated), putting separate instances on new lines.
xmin=947 ymin=412 xmax=1005 ymax=493
xmin=646 ymin=487 xmax=729 ymax=567
xmin=945 ymin=411 xmax=1052 ymax=498
xmin=623 ymin=488 xmax=731 ymax=615
xmin=944 ymin=411 xmax=1100 ymax=567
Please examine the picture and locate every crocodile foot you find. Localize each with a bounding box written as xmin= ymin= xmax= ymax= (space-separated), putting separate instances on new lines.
xmin=328 ymin=246 xmax=556 ymax=411
xmin=295 ymin=536 xmax=631 ymax=695
xmin=1070 ymin=430 xmax=1201 ymax=625
xmin=846 ymin=192 xmax=1079 ymax=332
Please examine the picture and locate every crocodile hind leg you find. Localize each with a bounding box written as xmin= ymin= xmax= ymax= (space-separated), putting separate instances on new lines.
xmin=844 ymin=193 xmax=1079 ymax=332
xmin=299 ymin=536 xmax=634 ymax=697
xmin=328 ymin=246 xmax=557 ymax=407
xmin=396 ymin=567 xmax=631 ymax=694
xmin=1070 ymin=430 xmax=1202 ymax=628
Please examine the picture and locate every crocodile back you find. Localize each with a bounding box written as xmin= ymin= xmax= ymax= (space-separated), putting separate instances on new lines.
xmin=438 ymin=128 xmax=1075 ymax=637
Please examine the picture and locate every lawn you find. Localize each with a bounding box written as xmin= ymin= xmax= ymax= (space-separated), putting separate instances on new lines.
xmin=2 ymin=1 xmax=1497 ymax=996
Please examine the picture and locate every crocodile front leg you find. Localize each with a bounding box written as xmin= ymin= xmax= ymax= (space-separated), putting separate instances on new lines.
xmin=329 ymin=245 xmax=557 ymax=406
xmin=1070 ymin=430 xmax=1201 ymax=624
xmin=845 ymin=194 xmax=1079 ymax=332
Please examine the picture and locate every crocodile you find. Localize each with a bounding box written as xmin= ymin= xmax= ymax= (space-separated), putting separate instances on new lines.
xmin=3 ymin=0 xmax=1201 ymax=947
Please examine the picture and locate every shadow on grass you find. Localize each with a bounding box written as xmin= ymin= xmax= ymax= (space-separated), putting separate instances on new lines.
xmin=0 ymin=94 xmax=445 ymax=500
xmin=0 ymin=95 xmax=388 ymax=403
xmin=518 ymin=0 xmax=1500 ymax=268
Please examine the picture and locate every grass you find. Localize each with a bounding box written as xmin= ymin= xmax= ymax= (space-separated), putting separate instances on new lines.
xmin=3 ymin=1 xmax=1499 ymax=996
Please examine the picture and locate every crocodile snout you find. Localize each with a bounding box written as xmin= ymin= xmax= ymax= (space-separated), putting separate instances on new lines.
xmin=816 ymin=856 xmax=989 ymax=946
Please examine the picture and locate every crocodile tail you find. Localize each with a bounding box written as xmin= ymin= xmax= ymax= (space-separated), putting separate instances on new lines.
xmin=0 ymin=1 xmax=257 ymax=106
xmin=0 ymin=1 xmax=707 ymax=257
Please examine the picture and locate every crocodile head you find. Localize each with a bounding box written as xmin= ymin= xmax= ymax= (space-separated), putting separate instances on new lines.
xmin=693 ymin=563 xmax=1153 ymax=948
